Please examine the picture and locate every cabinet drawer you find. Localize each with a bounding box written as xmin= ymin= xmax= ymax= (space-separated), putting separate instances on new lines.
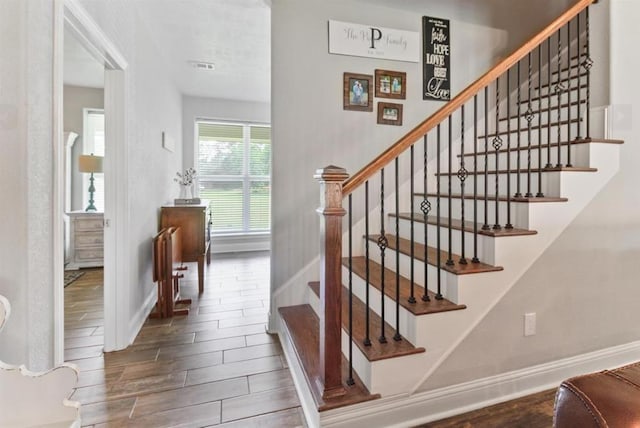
xmin=76 ymin=248 xmax=103 ymax=261
xmin=75 ymin=232 xmax=103 ymax=247
xmin=74 ymin=217 xmax=104 ymax=231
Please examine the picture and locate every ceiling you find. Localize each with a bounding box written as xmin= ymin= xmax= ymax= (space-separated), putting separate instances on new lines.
xmin=63 ymin=0 xmax=271 ymax=103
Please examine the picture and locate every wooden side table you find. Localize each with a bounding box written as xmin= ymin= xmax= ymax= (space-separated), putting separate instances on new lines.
xmin=160 ymin=202 xmax=211 ymax=293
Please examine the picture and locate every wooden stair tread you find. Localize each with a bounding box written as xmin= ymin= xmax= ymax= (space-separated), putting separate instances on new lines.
xmin=458 ymin=138 xmax=624 ymax=158
xmin=392 ymin=212 xmax=538 ymax=237
xmin=279 ymin=305 xmax=380 ymax=411
xmin=479 ymin=118 xmax=581 ymax=138
xmin=435 ymin=166 xmax=597 ymax=176
xmin=367 ymin=234 xmax=503 ymax=275
xmin=308 ymin=282 xmax=426 ymax=361
xmin=417 ymin=192 xmax=568 ymax=204
xmin=342 ymin=258 xmax=467 ymax=316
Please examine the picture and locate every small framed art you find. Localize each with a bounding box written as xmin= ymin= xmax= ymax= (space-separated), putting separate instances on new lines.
xmin=375 ymin=69 xmax=406 ymax=99
xmin=343 ymin=72 xmax=374 ymax=112
xmin=377 ymin=102 xmax=403 ymax=126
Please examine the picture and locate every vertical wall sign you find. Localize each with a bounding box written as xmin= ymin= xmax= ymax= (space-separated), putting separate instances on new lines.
xmin=422 ymin=16 xmax=451 ymax=101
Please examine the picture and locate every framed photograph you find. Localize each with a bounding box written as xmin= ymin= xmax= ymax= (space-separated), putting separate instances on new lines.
xmin=375 ymin=69 xmax=406 ymax=99
xmin=343 ymin=72 xmax=373 ymax=111
xmin=377 ymin=102 xmax=403 ymax=126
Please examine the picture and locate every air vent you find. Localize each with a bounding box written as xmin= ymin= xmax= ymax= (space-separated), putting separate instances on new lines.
xmin=189 ymin=61 xmax=215 ymax=71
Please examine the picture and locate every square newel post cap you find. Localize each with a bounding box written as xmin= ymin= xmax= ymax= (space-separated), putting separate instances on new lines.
xmin=314 ymin=165 xmax=349 ymax=183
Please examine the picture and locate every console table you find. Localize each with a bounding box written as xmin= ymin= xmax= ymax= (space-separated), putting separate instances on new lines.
xmin=66 ymin=211 xmax=104 ymax=269
xmin=160 ymin=202 xmax=211 ymax=293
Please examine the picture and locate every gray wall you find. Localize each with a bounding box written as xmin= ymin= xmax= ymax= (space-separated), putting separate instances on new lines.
xmin=63 ymin=85 xmax=104 ymax=211
xmin=270 ymin=0 xmax=508 ymax=299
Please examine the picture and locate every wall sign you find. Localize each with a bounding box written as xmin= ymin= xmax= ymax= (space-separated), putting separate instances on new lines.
xmin=329 ymin=20 xmax=419 ymax=63
xmin=422 ymin=16 xmax=451 ymax=101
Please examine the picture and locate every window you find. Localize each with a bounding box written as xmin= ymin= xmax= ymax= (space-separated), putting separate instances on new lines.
xmin=83 ymin=109 xmax=105 ymax=212
xmin=197 ymin=121 xmax=271 ymax=234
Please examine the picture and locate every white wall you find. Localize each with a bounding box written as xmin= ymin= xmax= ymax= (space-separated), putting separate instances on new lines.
xmin=420 ymin=0 xmax=640 ymax=392
xmin=0 ymin=0 xmax=56 ymax=370
xmin=270 ymin=0 xmax=508 ymax=303
xmin=77 ymin=0 xmax=184 ymax=337
xmin=63 ymin=85 xmax=104 ymax=211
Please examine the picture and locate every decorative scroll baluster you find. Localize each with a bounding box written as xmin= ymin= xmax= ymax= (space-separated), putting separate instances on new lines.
xmin=515 ymin=62 xmax=523 ymax=198
xmin=537 ymin=45 xmax=545 ymax=197
xmin=459 ymin=106 xmax=468 ymax=264
xmin=446 ymin=115 xmax=454 ymax=266
xmin=409 ymin=146 xmax=416 ymax=304
xmin=347 ymin=194 xmax=355 ymax=386
xmin=576 ymin=12 xmax=583 ymax=141
xmin=364 ymin=181 xmax=371 ymax=347
xmin=472 ymin=95 xmax=480 ymax=263
xmin=378 ymin=168 xmax=387 ymax=344
xmin=483 ymin=87 xmax=490 ymax=230
xmin=566 ymin=19 xmax=573 ymax=168
xmin=546 ymin=38 xmax=553 ymax=169
xmin=525 ymin=52 xmax=534 ymax=198
xmin=493 ymin=78 xmax=502 ymax=230
xmin=436 ymin=124 xmax=443 ymax=300
xmin=421 ymin=135 xmax=432 ymax=301
xmin=556 ymin=29 xmax=564 ymax=168
xmin=506 ymin=69 xmax=513 ymax=229
xmin=394 ymin=158 xmax=401 ymax=342
xmin=584 ymin=6 xmax=593 ymax=141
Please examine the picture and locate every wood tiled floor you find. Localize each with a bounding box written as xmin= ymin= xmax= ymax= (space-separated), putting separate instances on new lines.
xmin=64 ymin=251 xmax=305 ymax=427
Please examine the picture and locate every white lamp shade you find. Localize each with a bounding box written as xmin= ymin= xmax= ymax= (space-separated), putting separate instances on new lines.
xmin=78 ymin=154 xmax=103 ymax=173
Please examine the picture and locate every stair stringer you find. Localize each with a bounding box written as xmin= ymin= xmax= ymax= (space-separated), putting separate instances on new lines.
xmin=408 ymin=141 xmax=620 ymax=394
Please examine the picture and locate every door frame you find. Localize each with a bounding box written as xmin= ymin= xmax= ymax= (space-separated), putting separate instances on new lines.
xmin=53 ymin=0 xmax=130 ymax=363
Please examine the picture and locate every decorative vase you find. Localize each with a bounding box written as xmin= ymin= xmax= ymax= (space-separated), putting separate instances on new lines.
xmin=179 ymin=184 xmax=192 ymax=200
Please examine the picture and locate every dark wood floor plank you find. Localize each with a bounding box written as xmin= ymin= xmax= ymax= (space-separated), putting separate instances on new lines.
xmin=248 ymin=368 xmax=295 ymax=394
xmin=223 ymin=342 xmax=282 ymax=364
xmin=220 ymin=385 xmax=300 ymax=423
xmin=185 ymin=355 xmax=284 ymax=386
xmin=157 ymin=336 xmax=246 ymax=360
xmin=215 ymin=407 xmax=305 ymax=428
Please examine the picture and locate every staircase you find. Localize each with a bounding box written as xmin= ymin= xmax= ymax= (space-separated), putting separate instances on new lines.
xmin=276 ymin=1 xmax=623 ymax=426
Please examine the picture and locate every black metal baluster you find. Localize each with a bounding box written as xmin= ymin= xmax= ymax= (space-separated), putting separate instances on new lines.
xmin=515 ymin=62 xmax=523 ymax=197
xmin=566 ymin=19 xmax=573 ymax=168
xmin=576 ymin=11 xmax=583 ymax=141
xmin=364 ymin=181 xmax=371 ymax=347
xmin=347 ymin=194 xmax=355 ymax=386
xmin=506 ymin=69 xmax=513 ymax=229
xmin=394 ymin=157 xmax=401 ymax=342
xmin=546 ymin=38 xmax=553 ymax=169
xmin=584 ymin=6 xmax=593 ymax=141
xmin=459 ymin=106 xmax=468 ymax=264
xmin=378 ymin=168 xmax=387 ymax=344
xmin=493 ymin=78 xmax=502 ymax=230
xmin=436 ymin=124 xmax=443 ymax=300
xmin=483 ymin=87 xmax=490 ymax=230
xmin=446 ymin=115 xmax=454 ymax=266
xmin=537 ymin=44 xmax=545 ymax=197
xmin=525 ymin=52 xmax=534 ymax=198
xmin=421 ymin=135 xmax=432 ymax=301
xmin=472 ymin=95 xmax=480 ymax=262
xmin=556 ymin=29 xmax=563 ymax=168
xmin=409 ymin=146 xmax=416 ymax=304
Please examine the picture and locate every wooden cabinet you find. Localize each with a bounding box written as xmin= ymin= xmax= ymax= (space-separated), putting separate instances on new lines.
xmin=160 ymin=202 xmax=211 ymax=293
xmin=67 ymin=211 xmax=104 ymax=269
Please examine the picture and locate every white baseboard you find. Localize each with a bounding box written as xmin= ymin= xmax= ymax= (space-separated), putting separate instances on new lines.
xmin=127 ymin=286 xmax=157 ymax=346
xmin=309 ymin=340 xmax=640 ymax=427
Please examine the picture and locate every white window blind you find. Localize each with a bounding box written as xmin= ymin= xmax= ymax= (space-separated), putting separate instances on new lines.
xmin=197 ymin=121 xmax=271 ymax=234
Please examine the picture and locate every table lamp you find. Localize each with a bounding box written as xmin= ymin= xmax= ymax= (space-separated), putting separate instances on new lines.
xmin=78 ymin=154 xmax=103 ymax=212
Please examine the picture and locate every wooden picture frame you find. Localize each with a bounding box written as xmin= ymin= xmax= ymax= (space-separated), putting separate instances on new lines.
xmin=377 ymin=102 xmax=403 ymax=126
xmin=343 ymin=72 xmax=373 ymax=111
xmin=375 ymin=69 xmax=406 ymax=99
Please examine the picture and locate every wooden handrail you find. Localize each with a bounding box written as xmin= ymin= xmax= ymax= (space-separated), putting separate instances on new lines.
xmin=342 ymin=0 xmax=596 ymax=196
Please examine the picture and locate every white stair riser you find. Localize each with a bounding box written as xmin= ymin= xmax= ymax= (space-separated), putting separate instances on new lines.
xmin=436 ymin=171 xmax=560 ymax=198
xmin=499 ymin=103 xmax=585 ymax=130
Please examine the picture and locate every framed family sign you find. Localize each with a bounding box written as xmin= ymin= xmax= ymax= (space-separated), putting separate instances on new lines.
xmin=343 ymin=72 xmax=373 ymax=111
xmin=375 ymin=69 xmax=406 ymax=100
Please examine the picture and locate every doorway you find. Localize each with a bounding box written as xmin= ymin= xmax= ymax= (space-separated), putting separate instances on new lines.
xmin=53 ymin=0 xmax=129 ymax=364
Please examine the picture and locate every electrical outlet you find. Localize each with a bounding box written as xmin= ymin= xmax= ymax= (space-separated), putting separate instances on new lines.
xmin=524 ymin=312 xmax=536 ymax=336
